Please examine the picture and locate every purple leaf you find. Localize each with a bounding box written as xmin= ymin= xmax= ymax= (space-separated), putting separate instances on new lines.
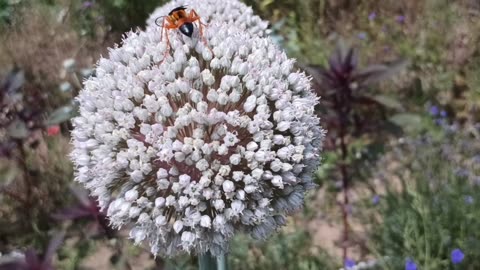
xmin=43 ymin=232 xmax=64 ymax=264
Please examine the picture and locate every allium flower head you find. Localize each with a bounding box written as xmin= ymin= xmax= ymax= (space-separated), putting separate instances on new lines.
xmin=71 ymin=16 xmax=324 ymax=257
xmin=147 ymin=0 xmax=269 ymax=36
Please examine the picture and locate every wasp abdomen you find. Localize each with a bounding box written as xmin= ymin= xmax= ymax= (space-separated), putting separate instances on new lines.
xmin=179 ymin=23 xmax=194 ymax=37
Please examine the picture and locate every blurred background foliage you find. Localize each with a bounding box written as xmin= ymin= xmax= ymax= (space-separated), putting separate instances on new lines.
xmin=1 ymin=0 xmax=480 ymax=269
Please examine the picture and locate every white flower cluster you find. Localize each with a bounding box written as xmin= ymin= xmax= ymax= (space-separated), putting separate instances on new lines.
xmin=71 ymin=10 xmax=324 ymax=257
xmin=146 ymin=0 xmax=268 ymax=36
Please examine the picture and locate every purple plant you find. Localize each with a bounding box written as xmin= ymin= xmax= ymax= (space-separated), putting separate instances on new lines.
xmin=0 ymin=233 xmax=64 ymax=270
xmin=368 ymin=12 xmax=376 ymax=21
xmin=53 ymin=188 xmax=113 ymax=238
xmin=302 ymin=41 xmax=407 ymax=261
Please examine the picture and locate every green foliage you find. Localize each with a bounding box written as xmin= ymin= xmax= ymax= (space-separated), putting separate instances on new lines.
xmin=229 ymin=230 xmax=337 ymax=270
xmin=0 ymin=0 xmax=21 ymax=26
xmin=245 ymin=0 xmax=329 ymax=64
xmin=367 ymin=129 xmax=480 ymax=270
xmin=158 ymin=230 xmax=336 ymax=270
xmin=3 ymin=0 xmax=480 ymax=268
xmin=89 ymin=0 xmax=165 ymax=32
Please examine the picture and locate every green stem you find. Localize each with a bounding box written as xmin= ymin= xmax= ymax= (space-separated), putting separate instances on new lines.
xmin=216 ymin=252 xmax=227 ymax=270
xmin=199 ymin=252 xmax=227 ymax=270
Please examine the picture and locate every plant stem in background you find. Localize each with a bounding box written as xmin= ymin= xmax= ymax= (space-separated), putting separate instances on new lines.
xmin=335 ymin=86 xmax=352 ymax=263
xmin=305 ymin=41 xmax=407 ymax=264
xmin=340 ymin=135 xmax=350 ymax=262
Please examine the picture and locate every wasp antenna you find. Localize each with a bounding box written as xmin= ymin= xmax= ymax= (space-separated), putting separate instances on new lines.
xmin=155 ymin=16 xmax=166 ymax=27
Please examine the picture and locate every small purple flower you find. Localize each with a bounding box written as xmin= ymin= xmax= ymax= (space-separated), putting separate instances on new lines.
xmin=435 ymin=118 xmax=446 ymax=126
xmin=357 ymin=32 xmax=368 ymax=40
xmin=429 ymin=105 xmax=439 ymax=116
xmin=451 ymin=248 xmax=464 ymax=264
xmin=454 ymin=168 xmax=470 ymax=178
xmin=82 ymin=1 xmax=93 ymax=8
xmin=465 ymin=195 xmax=474 ymax=205
xmin=405 ymin=258 xmax=417 ymax=270
xmin=473 ymin=155 xmax=480 ymax=164
xmin=372 ymin=195 xmax=380 ymax=205
xmin=345 ymin=258 xmax=356 ymax=268
xmin=368 ymin=12 xmax=377 ymax=21
xmin=440 ymin=110 xmax=447 ymax=118
xmin=396 ymin=15 xmax=406 ymax=23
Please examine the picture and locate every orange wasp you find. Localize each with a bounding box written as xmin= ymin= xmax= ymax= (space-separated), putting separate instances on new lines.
xmin=155 ymin=6 xmax=211 ymax=63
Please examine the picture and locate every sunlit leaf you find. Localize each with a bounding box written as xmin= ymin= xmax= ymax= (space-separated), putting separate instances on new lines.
xmin=354 ymin=59 xmax=409 ymax=87
xmin=46 ymin=104 xmax=78 ymax=125
xmin=370 ymin=95 xmax=404 ymax=110
xmin=389 ymin=113 xmax=423 ymax=132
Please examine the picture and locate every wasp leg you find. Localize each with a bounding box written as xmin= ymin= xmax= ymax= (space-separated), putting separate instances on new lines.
xmin=160 ymin=17 xmax=166 ymax=42
xmin=189 ymin=10 xmax=213 ymax=57
xmin=160 ymin=19 xmax=175 ymax=65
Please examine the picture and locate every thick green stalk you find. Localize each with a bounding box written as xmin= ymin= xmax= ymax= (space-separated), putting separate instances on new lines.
xmin=198 ymin=252 xmax=227 ymax=270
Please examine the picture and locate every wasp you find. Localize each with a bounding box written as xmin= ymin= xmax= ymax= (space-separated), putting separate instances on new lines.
xmin=155 ymin=6 xmax=211 ymax=63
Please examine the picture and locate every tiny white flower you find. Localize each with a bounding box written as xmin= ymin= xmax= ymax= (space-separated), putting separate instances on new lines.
xmin=222 ymin=180 xmax=235 ymax=193
xmin=232 ymin=171 xmax=244 ymax=181
xmin=196 ymin=159 xmax=209 ymax=171
xmin=229 ymin=154 xmax=241 ymax=165
xmin=155 ymin=215 xmax=167 ymax=226
xmin=231 ymin=200 xmax=244 ymax=216
xmin=173 ymin=220 xmax=184 ymax=233
xmin=200 ymin=215 xmax=212 ymax=228
xmin=179 ymin=174 xmax=191 ymax=187
xmin=129 ymin=207 xmax=141 ymax=218
xmin=125 ymin=189 xmax=138 ymax=202
xmin=181 ymin=231 xmax=196 ymax=247
xmin=271 ymin=175 xmax=284 ymax=189
xmin=213 ymin=199 xmax=225 ymax=211
xmin=130 ymin=170 xmax=144 ymax=183
xmin=155 ymin=197 xmax=166 ymax=207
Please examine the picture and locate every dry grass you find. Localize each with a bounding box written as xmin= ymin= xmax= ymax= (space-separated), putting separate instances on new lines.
xmin=0 ymin=3 xmax=115 ymax=106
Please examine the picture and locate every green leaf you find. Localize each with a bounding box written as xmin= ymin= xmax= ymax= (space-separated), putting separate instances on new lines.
xmin=355 ymin=59 xmax=409 ymax=86
xmin=6 ymin=119 xmax=28 ymax=138
xmin=389 ymin=113 xmax=424 ymax=132
xmin=0 ymin=165 xmax=19 ymax=186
